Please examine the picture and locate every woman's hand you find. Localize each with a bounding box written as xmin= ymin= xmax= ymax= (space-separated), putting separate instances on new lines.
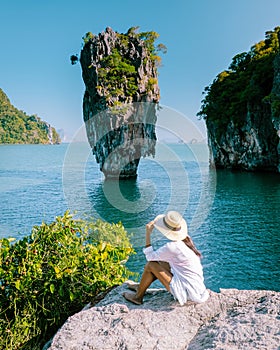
xmin=146 ymin=220 xmax=154 ymax=235
xmin=145 ymin=220 xmax=154 ymax=247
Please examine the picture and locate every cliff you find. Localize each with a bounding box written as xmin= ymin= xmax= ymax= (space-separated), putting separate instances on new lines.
xmin=198 ymin=27 xmax=280 ymax=172
xmin=0 ymin=88 xmax=60 ymax=144
xmin=45 ymin=283 xmax=280 ymax=350
xmin=271 ymin=33 xmax=280 ymax=169
xmin=78 ymin=27 xmax=162 ymax=179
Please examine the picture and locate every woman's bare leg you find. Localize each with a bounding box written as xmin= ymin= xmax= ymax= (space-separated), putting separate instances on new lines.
xmin=123 ymin=261 xmax=172 ymax=305
xmin=127 ymin=261 xmax=172 ymax=291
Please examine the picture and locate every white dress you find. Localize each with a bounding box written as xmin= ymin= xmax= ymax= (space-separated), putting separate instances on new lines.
xmin=143 ymin=241 xmax=209 ymax=305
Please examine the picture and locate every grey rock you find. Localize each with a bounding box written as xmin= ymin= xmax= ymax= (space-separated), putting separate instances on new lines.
xmin=206 ymin=32 xmax=280 ymax=173
xmin=46 ymin=283 xmax=280 ymax=350
xmin=79 ymin=28 xmax=160 ymax=179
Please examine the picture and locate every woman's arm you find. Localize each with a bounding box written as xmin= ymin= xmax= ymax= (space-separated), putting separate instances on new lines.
xmin=143 ymin=220 xmax=176 ymax=262
xmin=145 ymin=220 xmax=154 ymax=247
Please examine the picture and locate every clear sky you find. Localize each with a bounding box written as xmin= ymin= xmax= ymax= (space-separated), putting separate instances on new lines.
xmin=1 ymin=0 xmax=280 ymax=141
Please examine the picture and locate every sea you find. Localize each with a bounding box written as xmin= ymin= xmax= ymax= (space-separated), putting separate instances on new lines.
xmin=0 ymin=142 xmax=279 ymax=293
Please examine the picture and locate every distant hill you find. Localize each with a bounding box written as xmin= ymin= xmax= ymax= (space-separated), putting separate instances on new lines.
xmin=0 ymin=88 xmax=61 ymax=144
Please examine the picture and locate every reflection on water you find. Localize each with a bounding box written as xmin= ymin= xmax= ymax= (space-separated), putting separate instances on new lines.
xmin=89 ymin=179 xmax=153 ymax=225
xmin=83 ymin=148 xmax=280 ymax=293
xmin=0 ymin=143 xmax=279 ymax=293
xmin=201 ymin=170 xmax=280 ymax=292
xmin=87 ymin=164 xmax=172 ymax=248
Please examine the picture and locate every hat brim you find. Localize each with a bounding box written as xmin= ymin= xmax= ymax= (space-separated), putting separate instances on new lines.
xmin=153 ymin=214 xmax=188 ymax=241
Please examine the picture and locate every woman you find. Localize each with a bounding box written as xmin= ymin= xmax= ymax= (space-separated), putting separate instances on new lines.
xmin=123 ymin=211 xmax=209 ymax=305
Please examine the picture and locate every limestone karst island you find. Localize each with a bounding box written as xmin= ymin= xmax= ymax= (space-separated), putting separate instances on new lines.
xmin=197 ymin=27 xmax=280 ymax=173
xmin=72 ymin=26 xmax=165 ymax=179
xmin=73 ymin=26 xmax=280 ymax=177
xmin=1 ymin=25 xmax=280 ymax=350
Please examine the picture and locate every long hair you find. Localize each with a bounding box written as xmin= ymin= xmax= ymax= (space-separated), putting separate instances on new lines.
xmin=182 ymin=236 xmax=202 ymax=258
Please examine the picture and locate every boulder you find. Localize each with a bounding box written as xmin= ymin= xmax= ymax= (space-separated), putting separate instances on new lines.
xmin=46 ymin=283 xmax=280 ymax=349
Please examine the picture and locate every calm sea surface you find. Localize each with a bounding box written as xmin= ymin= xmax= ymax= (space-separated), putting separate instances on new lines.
xmin=0 ymin=143 xmax=279 ymax=292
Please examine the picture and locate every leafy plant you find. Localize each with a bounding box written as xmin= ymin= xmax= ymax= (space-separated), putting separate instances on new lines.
xmin=0 ymin=212 xmax=135 ymax=349
xmin=79 ymin=26 xmax=166 ymax=109
xmin=82 ymin=31 xmax=95 ymax=44
xmin=197 ymin=26 xmax=280 ymax=130
xmin=126 ymin=28 xmax=167 ymax=65
xmin=98 ymin=48 xmax=138 ymax=102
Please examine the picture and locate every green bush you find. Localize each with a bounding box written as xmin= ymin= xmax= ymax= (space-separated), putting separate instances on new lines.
xmin=98 ymin=48 xmax=138 ymax=101
xmin=0 ymin=212 xmax=135 ymax=349
xmin=197 ymin=26 xmax=280 ymax=129
xmin=79 ymin=27 xmax=166 ymax=108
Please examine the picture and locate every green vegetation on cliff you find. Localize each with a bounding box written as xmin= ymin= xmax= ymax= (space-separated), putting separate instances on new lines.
xmin=0 ymin=88 xmax=61 ymax=144
xmin=0 ymin=212 xmax=135 ymax=349
xmin=197 ymin=27 xmax=280 ymax=128
xmin=74 ymin=27 xmax=166 ymax=107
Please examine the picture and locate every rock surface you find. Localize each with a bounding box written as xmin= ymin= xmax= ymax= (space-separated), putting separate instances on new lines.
xmin=46 ymin=283 xmax=280 ymax=350
xmin=79 ymin=27 xmax=160 ymax=179
xmin=206 ymin=30 xmax=280 ymax=173
xmin=271 ymin=32 xmax=280 ymax=172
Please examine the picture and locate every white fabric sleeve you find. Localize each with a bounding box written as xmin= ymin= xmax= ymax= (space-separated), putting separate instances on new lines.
xmin=142 ymin=242 xmax=175 ymax=262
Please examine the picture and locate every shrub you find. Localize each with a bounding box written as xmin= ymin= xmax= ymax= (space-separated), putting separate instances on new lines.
xmin=0 ymin=211 xmax=135 ymax=349
xmin=197 ymin=26 xmax=280 ymax=128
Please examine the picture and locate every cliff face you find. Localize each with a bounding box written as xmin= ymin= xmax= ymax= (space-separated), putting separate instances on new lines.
xmin=202 ymin=28 xmax=280 ymax=173
xmin=206 ymin=102 xmax=279 ymax=172
xmin=79 ymin=27 xmax=160 ymax=179
xmin=44 ymin=122 xmax=61 ymax=145
xmin=271 ymin=35 xmax=280 ymax=171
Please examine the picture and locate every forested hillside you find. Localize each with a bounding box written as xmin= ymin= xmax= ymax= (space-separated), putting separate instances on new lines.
xmin=0 ymin=88 xmax=60 ymax=144
xmin=197 ymin=27 xmax=280 ymax=126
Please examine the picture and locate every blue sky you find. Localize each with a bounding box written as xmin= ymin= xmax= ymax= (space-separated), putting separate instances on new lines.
xmin=1 ymin=0 xmax=280 ymax=141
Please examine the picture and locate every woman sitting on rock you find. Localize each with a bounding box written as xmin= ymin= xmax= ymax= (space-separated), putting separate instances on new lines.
xmin=123 ymin=211 xmax=209 ymax=305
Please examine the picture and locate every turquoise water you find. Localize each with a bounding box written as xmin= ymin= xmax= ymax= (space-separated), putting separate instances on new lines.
xmin=0 ymin=143 xmax=279 ymax=292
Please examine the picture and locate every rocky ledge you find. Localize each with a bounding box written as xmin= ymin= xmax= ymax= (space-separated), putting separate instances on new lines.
xmin=46 ymin=282 xmax=280 ymax=350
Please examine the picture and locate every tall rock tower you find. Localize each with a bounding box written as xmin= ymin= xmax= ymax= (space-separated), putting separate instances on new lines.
xmin=79 ymin=27 xmax=163 ymax=179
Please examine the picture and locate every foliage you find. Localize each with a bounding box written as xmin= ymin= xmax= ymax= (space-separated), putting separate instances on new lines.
xmin=80 ymin=26 xmax=166 ymax=107
xmin=70 ymin=54 xmax=79 ymax=65
xmin=271 ymin=92 xmax=280 ymax=118
xmin=82 ymin=31 xmax=95 ymax=45
xmin=98 ymin=48 xmax=138 ymax=102
xmin=0 ymin=212 xmax=135 ymax=349
xmin=127 ymin=28 xmax=167 ymax=66
xmin=0 ymin=89 xmax=61 ymax=144
xmin=197 ymin=27 xmax=280 ymax=129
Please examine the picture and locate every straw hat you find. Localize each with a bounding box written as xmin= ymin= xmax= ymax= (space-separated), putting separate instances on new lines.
xmin=154 ymin=211 xmax=188 ymax=241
